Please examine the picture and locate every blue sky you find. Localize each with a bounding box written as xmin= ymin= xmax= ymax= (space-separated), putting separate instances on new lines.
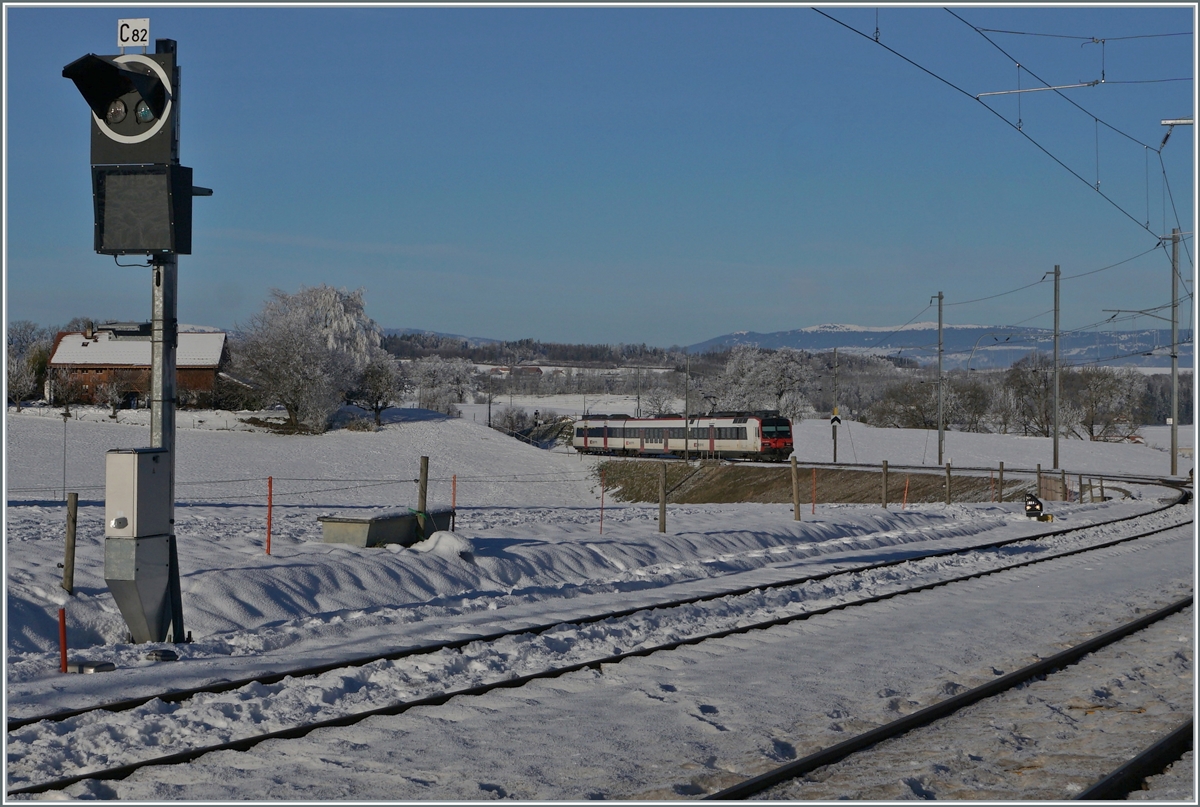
xmin=4 ymin=4 xmax=1194 ymax=347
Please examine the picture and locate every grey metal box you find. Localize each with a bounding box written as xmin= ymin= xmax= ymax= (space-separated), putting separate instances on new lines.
xmin=318 ymin=508 xmax=454 ymax=548
xmin=105 ymin=448 xmax=172 ymax=538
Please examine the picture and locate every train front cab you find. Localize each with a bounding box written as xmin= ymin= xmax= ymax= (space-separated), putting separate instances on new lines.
xmin=760 ymin=416 xmax=793 ymax=460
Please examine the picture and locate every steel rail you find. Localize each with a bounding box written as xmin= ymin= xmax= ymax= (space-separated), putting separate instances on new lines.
xmin=7 ymin=512 xmax=1191 ymax=797
xmin=9 ymin=489 xmax=1186 ymax=732
xmin=8 ymin=490 xmax=1188 ymax=733
xmin=1075 ymin=718 xmax=1194 ymax=800
xmin=707 ymin=595 xmax=1195 ymax=800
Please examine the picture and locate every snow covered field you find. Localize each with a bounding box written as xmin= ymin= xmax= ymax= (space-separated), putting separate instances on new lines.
xmin=3 ymin=403 xmax=1194 ymax=799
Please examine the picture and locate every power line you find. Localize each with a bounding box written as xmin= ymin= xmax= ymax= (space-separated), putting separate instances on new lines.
xmin=974 ymin=28 xmax=1192 ymax=42
xmin=948 ymin=9 xmax=1158 ymax=152
xmin=812 ymin=8 xmax=1170 ymax=241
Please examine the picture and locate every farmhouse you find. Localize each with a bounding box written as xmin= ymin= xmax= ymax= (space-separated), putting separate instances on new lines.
xmin=46 ymin=323 xmax=227 ymax=408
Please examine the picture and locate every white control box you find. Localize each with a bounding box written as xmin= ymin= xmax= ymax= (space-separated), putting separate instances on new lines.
xmin=105 ymin=448 xmax=171 ymax=537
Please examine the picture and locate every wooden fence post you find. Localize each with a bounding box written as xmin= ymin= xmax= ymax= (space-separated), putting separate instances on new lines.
xmin=791 ymin=456 xmax=801 ymax=521
xmin=881 ymin=460 xmax=888 ymax=508
xmin=417 ymin=456 xmax=429 ymax=539
xmin=998 ymin=461 xmax=1004 ymax=503
xmin=811 ymin=467 xmax=816 ymax=515
xmin=600 ymin=469 xmax=606 ymax=534
xmin=945 ymin=462 xmax=951 ymax=505
xmin=659 ymin=462 xmax=667 ymax=533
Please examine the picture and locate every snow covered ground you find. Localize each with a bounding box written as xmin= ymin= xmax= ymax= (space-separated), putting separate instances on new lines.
xmin=3 ymin=403 xmax=1194 ymax=799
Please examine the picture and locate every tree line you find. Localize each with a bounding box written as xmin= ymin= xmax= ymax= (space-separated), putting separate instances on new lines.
xmin=9 ymin=287 xmax=1191 ymax=436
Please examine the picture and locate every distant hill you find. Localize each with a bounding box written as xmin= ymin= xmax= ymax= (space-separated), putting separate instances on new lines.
xmin=687 ymin=323 xmax=1193 ymax=371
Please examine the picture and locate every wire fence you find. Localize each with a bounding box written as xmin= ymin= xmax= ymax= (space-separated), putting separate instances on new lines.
xmin=6 ymin=471 xmax=599 ymax=505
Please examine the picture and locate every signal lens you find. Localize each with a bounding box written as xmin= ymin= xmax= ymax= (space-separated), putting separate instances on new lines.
xmin=135 ymin=100 xmax=155 ymax=124
xmin=105 ymin=99 xmax=127 ymax=124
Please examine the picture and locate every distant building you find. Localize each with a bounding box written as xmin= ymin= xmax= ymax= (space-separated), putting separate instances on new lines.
xmin=46 ymin=323 xmax=227 ymax=407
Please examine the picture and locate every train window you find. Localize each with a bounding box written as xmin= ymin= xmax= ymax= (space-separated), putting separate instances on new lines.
xmin=576 ymin=428 xmax=584 ymax=438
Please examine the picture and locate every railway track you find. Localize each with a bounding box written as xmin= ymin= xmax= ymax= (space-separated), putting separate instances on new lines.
xmin=7 ymin=495 xmax=1191 ymax=797
xmin=709 ymin=598 xmax=1193 ymax=800
xmin=8 ymin=489 xmax=1187 ymax=733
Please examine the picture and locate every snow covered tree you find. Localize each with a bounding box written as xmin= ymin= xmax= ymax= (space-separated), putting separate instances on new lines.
xmin=700 ymin=346 xmax=812 ymax=419
xmin=6 ymin=351 xmax=38 ymax=411
xmin=7 ymin=321 xmax=53 ymax=410
xmin=409 ymin=356 xmax=473 ymax=416
xmin=230 ymin=285 xmax=383 ymax=433
xmin=353 ymin=350 xmax=407 ymax=426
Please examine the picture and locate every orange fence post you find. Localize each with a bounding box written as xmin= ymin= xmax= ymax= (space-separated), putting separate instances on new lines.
xmin=811 ymin=468 xmax=816 ymax=515
xmin=266 ymin=476 xmax=273 ymax=555
xmin=903 ymin=476 xmax=910 ymax=509
xmin=58 ymin=608 xmax=67 ymax=673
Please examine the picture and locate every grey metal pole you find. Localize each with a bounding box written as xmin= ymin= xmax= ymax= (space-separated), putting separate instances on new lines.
xmin=684 ymin=354 xmax=690 ymax=462
xmin=937 ymin=292 xmax=944 ymax=466
xmin=62 ymin=492 xmax=78 ymax=594
xmin=1171 ymin=228 xmax=1179 ymax=476
xmin=1053 ymin=265 xmax=1060 ymax=470
xmin=832 ymin=347 xmax=839 ymax=464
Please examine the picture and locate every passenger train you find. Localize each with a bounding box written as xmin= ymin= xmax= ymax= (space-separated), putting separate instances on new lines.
xmin=572 ymin=411 xmax=794 ymax=461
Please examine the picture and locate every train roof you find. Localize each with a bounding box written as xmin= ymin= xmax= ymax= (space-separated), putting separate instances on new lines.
xmin=577 ymin=410 xmax=784 ymax=421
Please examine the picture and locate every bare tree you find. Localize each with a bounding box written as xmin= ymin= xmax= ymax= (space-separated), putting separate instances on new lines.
xmin=1067 ymin=366 xmax=1141 ymax=441
xmin=96 ymin=369 xmax=143 ymax=418
xmin=642 ymin=386 xmax=678 ymax=416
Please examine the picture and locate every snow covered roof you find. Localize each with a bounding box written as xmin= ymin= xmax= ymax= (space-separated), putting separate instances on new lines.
xmin=49 ymin=330 xmax=226 ymax=368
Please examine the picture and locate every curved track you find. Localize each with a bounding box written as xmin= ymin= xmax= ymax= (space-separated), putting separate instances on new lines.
xmin=7 ymin=493 xmax=1190 ymax=797
xmin=9 ymin=488 xmax=1186 ymax=732
xmin=707 ymin=596 xmax=1193 ymax=799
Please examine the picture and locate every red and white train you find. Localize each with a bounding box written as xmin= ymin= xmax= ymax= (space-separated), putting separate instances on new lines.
xmin=572 ymin=411 xmax=794 ymax=461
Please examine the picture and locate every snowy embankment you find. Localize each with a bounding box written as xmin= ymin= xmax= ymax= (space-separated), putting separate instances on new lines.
xmin=4 ymin=404 xmax=1185 ymax=690
xmin=3 ymin=405 xmax=1193 ymax=799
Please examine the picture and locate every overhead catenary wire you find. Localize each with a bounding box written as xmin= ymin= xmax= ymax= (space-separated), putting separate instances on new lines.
xmin=812 ymin=9 xmax=1170 ymax=242
xmin=973 ymin=28 xmax=1192 ymax=43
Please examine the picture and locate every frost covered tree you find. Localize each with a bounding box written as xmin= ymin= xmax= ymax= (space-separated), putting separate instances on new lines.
xmin=230 ymin=285 xmax=383 ymax=433
xmin=409 ymin=356 xmax=473 ymax=416
xmin=6 ymin=351 xmax=38 ymax=410
xmin=7 ymin=321 xmax=53 ymax=410
xmin=700 ymin=346 xmax=812 ymax=419
xmin=353 ymin=350 xmax=407 ymax=426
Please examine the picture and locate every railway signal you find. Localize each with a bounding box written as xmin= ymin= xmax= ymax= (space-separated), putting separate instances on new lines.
xmin=60 ymin=24 xmax=210 ymax=644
